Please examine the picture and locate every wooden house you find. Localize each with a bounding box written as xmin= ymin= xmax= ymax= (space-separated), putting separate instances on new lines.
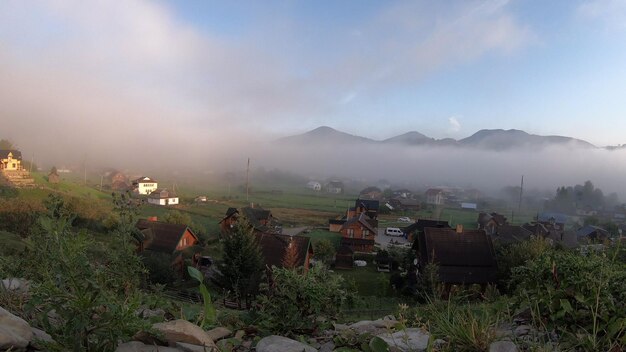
xmin=219 ymin=208 xmax=240 ymax=233
xmin=0 ymin=150 xmax=22 ymax=171
xmin=339 ymin=213 xmax=376 ymax=252
xmin=492 ymin=225 xmax=533 ymax=244
xmin=256 ymin=233 xmax=313 ymax=272
xmin=417 ymin=227 xmax=497 ymax=285
xmin=135 ymin=219 xmax=198 ymax=253
xmin=241 ymin=206 xmax=280 ymax=234
xmin=477 ymin=212 xmax=508 ymax=235
xmin=104 ymin=170 xmax=129 ymax=191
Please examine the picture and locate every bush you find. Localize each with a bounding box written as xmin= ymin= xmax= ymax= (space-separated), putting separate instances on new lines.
xmin=254 ymin=264 xmax=348 ymax=334
xmin=142 ymin=251 xmax=178 ymax=285
xmin=510 ymin=250 xmax=626 ymax=350
xmin=495 ymin=236 xmax=552 ymax=292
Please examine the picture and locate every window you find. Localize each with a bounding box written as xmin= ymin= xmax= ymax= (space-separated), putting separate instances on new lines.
xmin=362 ymin=229 xmax=368 ymax=238
xmin=347 ymin=228 xmax=354 ymax=238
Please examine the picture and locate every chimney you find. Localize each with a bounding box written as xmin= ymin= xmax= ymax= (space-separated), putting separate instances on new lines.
xmin=148 ymin=216 xmax=158 ymax=222
xmin=456 ymin=224 xmax=463 ymax=234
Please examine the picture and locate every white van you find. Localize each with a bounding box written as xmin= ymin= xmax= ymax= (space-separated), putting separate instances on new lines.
xmin=385 ymin=227 xmax=404 ymax=237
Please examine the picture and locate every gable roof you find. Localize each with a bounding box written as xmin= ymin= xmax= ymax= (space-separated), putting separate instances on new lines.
xmin=256 ymin=233 xmax=311 ymax=268
xmin=133 ymin=176 xmax=157 ymax=184
xmin=219 ymin=207 xmax=239 ymax=224
xmin=576 ymin=225 xmax=609 ymax=239
xmin=0 ymin=150 xmax=22 ymax=160
xmin=494 ymin=225 xmax=533 ymax=244
xmin=356 ymin=199 xmax=380 ymax=211
xmin=341 ymin=213 xmax=377 ymax=234
xmin=418 ymin=227 xmax=497 ymax=284
xmin=403 ymin=219 xmax=451 ymax=234
xmin=135 ymin=219 xmax=197 ymax=253
xmin=149 ymin=188 xmax=177 ymax=199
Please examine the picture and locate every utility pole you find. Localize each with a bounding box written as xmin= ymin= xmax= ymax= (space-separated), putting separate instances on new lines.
xmin=245 ymin=158 xmax=250 ymax=202
xmin=100 ymin=174 xmax=103 ymax=191
xmin=518 ymin=175 xmax=524 ymax=212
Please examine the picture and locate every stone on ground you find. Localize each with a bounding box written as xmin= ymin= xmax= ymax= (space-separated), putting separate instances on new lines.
xmin=255 ymin=335 xmax=317 ymax=352
xmin=377 ymin=328 xmax=430 ymax=352
xmin=0 ymin=306 xmax=33 ymax=350
xmin=207 ymin=326 xmax=232 ymax=341
xmin=489 ymin=340 xmax=519 ymax=352
xmin=151 ymin=320 xmax=217 ymax=349
xmin=115 ymin=341 xmax=179 ymax=352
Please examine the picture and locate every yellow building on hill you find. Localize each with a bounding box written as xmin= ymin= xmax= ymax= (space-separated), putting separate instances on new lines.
xmin=0 ymin=150 xmax=22 ymax=171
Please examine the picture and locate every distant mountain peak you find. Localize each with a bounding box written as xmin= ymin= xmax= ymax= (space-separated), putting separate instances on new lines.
xmin=277 ymin=126 xmax=597 ymax=150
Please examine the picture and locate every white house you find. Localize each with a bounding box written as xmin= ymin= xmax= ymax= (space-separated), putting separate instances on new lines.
xmin=306 ymin=181 xmax=322 ymax=191
xmin=147 ymin=188 xmax=179 ymax=206
xmin=425 ymin=189 xmax=445 ymax=205
xmin=132 ymin=176 xmax=158 ymax=195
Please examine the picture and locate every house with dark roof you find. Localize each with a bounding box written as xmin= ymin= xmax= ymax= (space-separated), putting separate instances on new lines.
xmin=477 ymin=212 xmax=508 ymax=235
xmin=325 ymin=181 xmax=344 ymax=194
xmin=135 ymin=219 xmax=199 ymax=254
xmin=388 ymin=198 xmax=421 ymax=211
xmin=417 ymin=227 xmax=497 ymax=285
xmin=219 ymin=208 xmax=240 ymax=233
xmin=241 ymin=206 xmax=280 ymax=234
xmin=403 ymin=219 xmax=450 ymax=244
xmin=576 ymin=225 xmax=609 ymax=243
xmin=147 ymin=188 xmax=179 ymax=206
xmin=0 ymin=150 xmax=22 ymax=171
xmin=103 ymin=169 xmax=129 ymax=191
xmin=492 ymin=225 xmax=533 ymax=244
xmin=256 ymin=233 xmax=313 ymax=272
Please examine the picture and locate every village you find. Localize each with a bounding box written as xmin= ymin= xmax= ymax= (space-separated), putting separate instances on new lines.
xmin=2 ymin=145 xmax=626 ymax=351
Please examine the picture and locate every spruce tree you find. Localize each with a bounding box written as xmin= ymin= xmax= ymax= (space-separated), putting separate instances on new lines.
xmin=220 ymin=220 xmax=264 ymax=302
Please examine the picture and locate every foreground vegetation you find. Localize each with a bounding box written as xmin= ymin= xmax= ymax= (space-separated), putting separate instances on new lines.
xmin=1 ymin=178 xmax=625 ymax=351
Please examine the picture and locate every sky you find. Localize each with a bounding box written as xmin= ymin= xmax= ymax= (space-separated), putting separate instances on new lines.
xmin=1 ymin=0 xmax=626 ymax=185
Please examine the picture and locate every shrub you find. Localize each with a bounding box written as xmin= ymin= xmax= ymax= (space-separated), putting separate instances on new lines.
xmin=141 ymin=251 xmax=178 ymax=285
xmin=410 ymin=300 xmax=506 ymax=352
xmin=495 ymin=236 xmax=552 ymax=292
xmin=254 ymin=264 xmax=348 ymax=334
xmin=510 ymin=250 xmax=626 ymax=350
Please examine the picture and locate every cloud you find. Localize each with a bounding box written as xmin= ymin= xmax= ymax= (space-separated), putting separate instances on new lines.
xmin=0 ymin=0 xmax=536 ymax=170
xmin=577 ymin=0 xmax=626 ymax=29
xmin=448 ymin=117 xmax=462 ymax=133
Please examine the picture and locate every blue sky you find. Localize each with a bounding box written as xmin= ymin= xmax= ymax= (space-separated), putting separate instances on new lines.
xmin=1 ymin=0 xmax=626 ymax=148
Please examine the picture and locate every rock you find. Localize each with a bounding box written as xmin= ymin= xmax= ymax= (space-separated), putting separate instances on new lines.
xmin=372 ymin=318 xmax=399 ymax=329
xmin=383 ymin=315 xmax=396 ymax=321
xmin=1 ymin=278 xmax=30 ymax=293
xmin=333 ymin=323 xmax=349 ymax=331
xmin=216 ymin=337 xmax=242 ymax=351
xmin=151 ymin=320 xmax=217 ymax=349
xmin=0 ymin=306 xmax=33 ymax=350
xmin=255 ymin=335 xmax=316 ymax=352
xmin=234 ymin=329 xmax=245 ymax=340
xmin=29 ymin=327 xmax=55 ymax=349
xmin=377 ymin=328 xmax=430 ymax=352
xmin=176 ymin=341 xmax=216 ymax=352
xmin=514 ymin=325 xmax=531 ymax=336
xmin=349 ymin=320 xmax=380 ymax=334
xmin=133 ymin=330 xmax=168 ymax=346
xmin=135 ymin=308 xmax=165 ymax=319
xmin=206 ymin=326 xmax=232 ymax=341
xmin=115 ymin=341 xmax=180 ymax=352
xmin=489 ymin=340 xmax=519 ymax=352
xmin=319 ymin=340 xmax=335 ymax=352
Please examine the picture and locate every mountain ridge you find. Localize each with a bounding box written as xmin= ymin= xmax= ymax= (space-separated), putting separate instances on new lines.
xmin=277 ymin=126 xmax=612 ymax=150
